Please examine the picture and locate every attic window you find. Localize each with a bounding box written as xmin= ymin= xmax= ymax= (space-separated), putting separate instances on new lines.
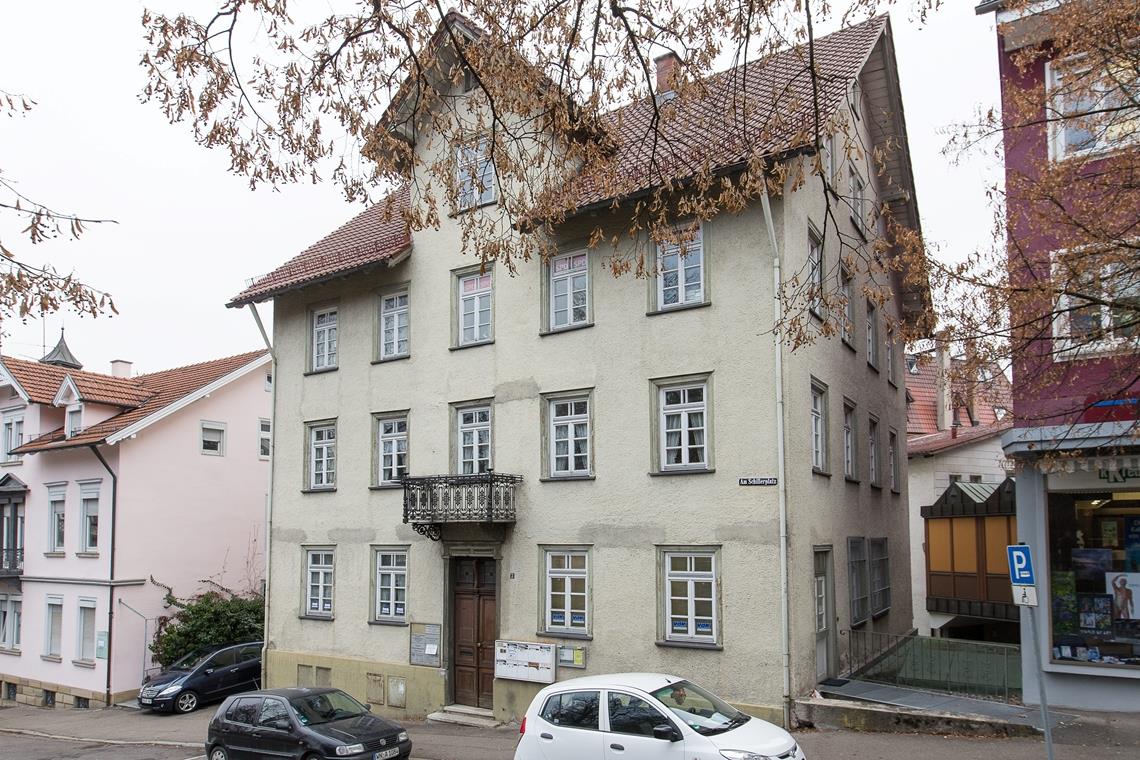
xmin=66 ymin=407 xmax=83 ymax=438
xmin=994 ymin=406 xmax=1008 ymax=421
xmin=905 ymin=355 xmax=919 ymax=375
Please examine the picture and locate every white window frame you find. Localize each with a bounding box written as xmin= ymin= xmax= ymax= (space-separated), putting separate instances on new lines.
xmin=45 ymin=596 xmax=63 ymax=657
xmin=811 ymin=382 xmax=828 ymax=473
xmin=76 ymin=598 xmax=96 ymax=662
xmin=456 ymin=136 xmax=496 ymax=211
xmin=885 ymin=326 xmax=895 ymax=384
xmin=848 ymin=537 xmax=869 ymax=626
xmin=457 ymin=406 xmax=491 ymax=475
xmin=48 ymin=485 xmax=66 ymax=553
xmin=849 ymin=164 xmax=867 ymax=235
xmin=549 ymin=252 xmax=590 ymax=329
xmin=808 ymin=226 xmax=824 ymax=317
xmin=258 ymin=419 xmax=272 ymax=460
xmin=663 ymin=550 xmax=717 ymax=643
xmin=840 ymin=266 xmax=855 ymax=345
xmin=656 ymin=225 xmax=704 ymax=310
xmin=888 ymin=430 xmax=899 ymax=492
xmin=79 ymin=481 xmax=100 ymax=553
xmin=843 ymin=402 xmax=857 ymax=480
xmin=869 ymin=537 xmax=891 ymax=616
xmin=1052 ymin=248 xmax=1140 ymax=358
xmin=549 ymin=397 xmax=590 ymax=477
xmin=200 ymin=421 xmax=226 ymax=456
xmin=1046 ymin=57 xmax=1140 ymax=162
xmin=264 ymin=371 xmax=273 ymax=392
xmin=2 ymin=412 xmax=23 ymax=462
xmin=308 ymin=422 xmax=337 ymax=490
xmin=305 ymin=548 xmax=335 ymax=617
xmin=376 ymin=415 xmax=409 ymax=485
xmin=379 ymin=290 xmax=410 ymax=360
xmin=66 ymin=405 xmax=83 ymax=438
xmin=659 ymin=383 xmax=709 ymax=471
xmin=0 ymin=594 xmax=20 ymax=650
xmin=311 ymin=307 xmax=338 ymax=371
xmin=868 ymin=416 xmax=881 ymax=486
xmin=373 ymin=549 xmax=408 ymax=622
xmin=458 ymin=272 xmax=493 ymax=346
xmin=865 ymin=300 xmax=879 ymax=367
xmin=544 ymin=549 xmax=589 ymax=634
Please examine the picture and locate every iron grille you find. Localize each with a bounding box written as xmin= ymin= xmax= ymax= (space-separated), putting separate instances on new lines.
xmin=0 ymin=548 xmax=23 ymax=575
xmin=402 ymin=472 xmax=522 ymax=540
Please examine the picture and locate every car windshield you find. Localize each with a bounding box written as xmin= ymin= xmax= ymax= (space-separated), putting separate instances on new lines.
xmin=289 ymin=690 xmax=368 ymax=726
xmin=649 ymin=680 xmax=749 ymax=736
xmin=168 ymin=648 xmax=217 ymax=671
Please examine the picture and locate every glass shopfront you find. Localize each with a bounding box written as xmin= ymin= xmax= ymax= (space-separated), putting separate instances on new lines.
xmin=1047 ymin=487 xmax=1140 ymax=668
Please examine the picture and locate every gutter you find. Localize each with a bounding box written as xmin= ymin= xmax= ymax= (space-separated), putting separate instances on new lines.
xmin=759 ymin=179 xmax=793 ymax=728
xmin=248 ymin=302 xmax=276 ymax=688
xmin=89 ymin=445 xmax=118 ymax=709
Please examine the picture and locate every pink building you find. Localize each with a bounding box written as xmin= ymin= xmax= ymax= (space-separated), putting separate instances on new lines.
xmin=0 ymin=333 xmax=270 ymax=708
xmin=977 ymin=1 xmax=1140 ymax=709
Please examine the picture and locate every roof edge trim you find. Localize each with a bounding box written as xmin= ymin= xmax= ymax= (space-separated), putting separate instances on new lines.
xmin=227 ymin=244 xmax=413 ymax=308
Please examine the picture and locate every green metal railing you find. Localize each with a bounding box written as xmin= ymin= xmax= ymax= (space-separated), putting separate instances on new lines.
xmin=845 ymin=629 xmax=1022 ymax=703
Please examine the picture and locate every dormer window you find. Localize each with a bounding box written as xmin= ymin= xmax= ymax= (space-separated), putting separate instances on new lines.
xmin=456 ymin=137 xmax=495 ymax=211
xmin=66 ymin=407 xmax=83 ymax=438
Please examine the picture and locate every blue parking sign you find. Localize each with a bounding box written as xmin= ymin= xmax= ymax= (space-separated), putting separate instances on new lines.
xmin=1007 ymin=545 xmax=1035 ymax=585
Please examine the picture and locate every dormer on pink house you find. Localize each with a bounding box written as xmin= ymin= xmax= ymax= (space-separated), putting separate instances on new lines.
xmin=977 ymin=0 xmax=1140 ymax=711
xmin=0 ymin=331 xmax=271 ymax=709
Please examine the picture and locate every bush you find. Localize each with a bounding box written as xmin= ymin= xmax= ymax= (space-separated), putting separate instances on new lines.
xmin=151 ymin=590 xmax=264 ymax=667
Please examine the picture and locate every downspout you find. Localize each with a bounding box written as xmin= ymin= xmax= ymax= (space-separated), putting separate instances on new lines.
xmin=248 ymin=302 xmax=276 ymax=688
xmin=90 ymin=444 xmax=118 ymax=708
xmin=760 ymin=179 xmax=792 ymax=728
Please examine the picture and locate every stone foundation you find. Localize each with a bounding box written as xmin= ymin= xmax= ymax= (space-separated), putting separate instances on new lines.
xmin=0 ymin=673 xmax=108 ymax=709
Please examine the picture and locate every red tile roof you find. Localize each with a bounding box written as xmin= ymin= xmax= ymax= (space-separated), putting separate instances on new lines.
xmin=8 ymin=350 xmax=268 ymax=453
xmin=904 ymin=353 xmax=1013 ymax=446
xmin=228 ymin=186 xmax=412 ymax=307
xmin=907 ymin=421 xmax=1013 ymax=456
xmin=3 ymin=358 xmax=152 ymax=408
xmin=557 ymin=16 xmax=888 ymax=212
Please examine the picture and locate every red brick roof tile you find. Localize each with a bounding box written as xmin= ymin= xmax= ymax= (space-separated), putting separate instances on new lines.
xmin=904 ymin=354 xmax=1013 ymax=442
xmin=9 ymin=350 xmax=268 ymax=453
xmin=3 ymin=358 xmax=152 ymax=408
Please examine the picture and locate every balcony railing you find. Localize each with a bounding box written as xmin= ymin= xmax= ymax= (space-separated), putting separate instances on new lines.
xmin=0 ymin=548 xmax=23 ymax=575
xmin=402 ymin=472 xmax=523 ymax=540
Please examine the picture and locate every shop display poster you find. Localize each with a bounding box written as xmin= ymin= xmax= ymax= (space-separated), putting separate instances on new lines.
xmin=1072 ymin=548 xmax=1112 ymax=580
xmin=1126 ymin=517 xmax=1140 ymax=571
xmin=1051 ymin=571 xmax=1078 ymax=635
xmin=1105 ymin=572 xmax=1139 ymax=620
xmin=1078 ymin=593 xmax=1113 ymax=635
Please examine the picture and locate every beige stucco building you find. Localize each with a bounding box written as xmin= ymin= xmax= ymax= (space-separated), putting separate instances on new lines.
xmin=231 ymin=14 xmax=927 ymax=727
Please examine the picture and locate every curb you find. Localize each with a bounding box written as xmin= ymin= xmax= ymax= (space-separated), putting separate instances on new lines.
xmin=0 ymin=726 xmax=201 ymax=749
xmin=792 ymin=697 xmax=1042 ymax=738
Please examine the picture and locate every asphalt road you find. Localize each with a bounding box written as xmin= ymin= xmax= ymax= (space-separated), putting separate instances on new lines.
xmin=0 ymin=735 xmax=203 ymax=760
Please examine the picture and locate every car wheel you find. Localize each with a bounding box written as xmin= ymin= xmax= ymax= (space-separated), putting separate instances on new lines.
xmin=209 ymin=746 xmax=229 ymax=760
xmin=174 ymin=690 xmax=200 ymax=714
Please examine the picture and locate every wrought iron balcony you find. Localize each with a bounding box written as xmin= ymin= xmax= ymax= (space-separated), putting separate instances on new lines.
xmin=402 ymin=472 xmax=523 ymax=540
xmin=0 ymin=548 xmax=23 ymax=575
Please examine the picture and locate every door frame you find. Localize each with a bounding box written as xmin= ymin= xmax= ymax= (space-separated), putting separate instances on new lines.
xmin=441 ymin=542 xmax=501 ymax=707
xmin=813 ymin=545 xmax=838 ymax=681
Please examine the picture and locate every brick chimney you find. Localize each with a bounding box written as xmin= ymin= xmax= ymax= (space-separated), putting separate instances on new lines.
xmin=110 ymin=359 xmax=133 ymax=378
xmin=964 ymin=340 xmax=979 ymax=426
xmin=654 ymin=52 xmax=680 ymax=96
xmin=935 ymin=333 xmax=952 ymax=432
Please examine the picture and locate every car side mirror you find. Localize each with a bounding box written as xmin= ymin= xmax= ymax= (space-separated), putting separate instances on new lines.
xmin=204 ymin=668 xmax=215 ymax=675
xmin=271 ymin=718 xmax=292 ymax=731
xmin=652 ymin=724 xmax=680 ymax=742
xmin=364 ymin=703 xmax=372 ymax=712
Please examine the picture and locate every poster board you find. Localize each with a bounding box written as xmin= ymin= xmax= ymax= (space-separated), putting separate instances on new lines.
xmin=409 ymin=623 xmax=442 ymax=667
xmin=494 ymin=640 xmax=556 ymax=684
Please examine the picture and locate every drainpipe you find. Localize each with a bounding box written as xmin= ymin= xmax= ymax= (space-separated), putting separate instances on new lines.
xmin=760 ymin=179 xmax=792 ymax=728
xmin=90 ymin=445 xmax=118 ymax=708
xmin=248 ymin=302 xmax=276 ymax=687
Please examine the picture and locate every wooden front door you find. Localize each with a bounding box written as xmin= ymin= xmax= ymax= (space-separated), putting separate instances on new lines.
xmin=452 ymin=557 xmax=497 ymax=708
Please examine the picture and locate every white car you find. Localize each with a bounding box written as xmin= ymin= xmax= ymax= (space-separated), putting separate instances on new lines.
xmin=514 ymin=673 xmax=805 ymax=760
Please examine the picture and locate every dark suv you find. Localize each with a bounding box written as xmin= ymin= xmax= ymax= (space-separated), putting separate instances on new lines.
xmin=139 ymin=641 xmax=262 ymax=713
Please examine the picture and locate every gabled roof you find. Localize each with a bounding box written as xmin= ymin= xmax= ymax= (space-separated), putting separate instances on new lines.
xmin=920 ymin=477 xmax=1016 ymax=518
xmin=1 ymin=357 xmax=153 ymax=408
xmin=904 ymin=354 xmax=1012 ymax=437
xmin=10 ymin=350 xmax=269 ymax=454
xmin=907 ymin=421 xmax=1013 ymax=456
xmin=228 ymin=186 xmax=411 ymax=307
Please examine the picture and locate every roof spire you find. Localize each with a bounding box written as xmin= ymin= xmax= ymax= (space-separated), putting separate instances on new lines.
xmin=40 ymin=327 xmax=83 ymax=370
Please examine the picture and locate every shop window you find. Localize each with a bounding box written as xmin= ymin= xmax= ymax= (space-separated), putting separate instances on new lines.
xmin=1047 ymin=490 xmax=1140 ymax=668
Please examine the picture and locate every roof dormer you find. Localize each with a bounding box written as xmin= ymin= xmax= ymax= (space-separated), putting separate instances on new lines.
xmin=53 ymin=375 xmax=83 ymax=408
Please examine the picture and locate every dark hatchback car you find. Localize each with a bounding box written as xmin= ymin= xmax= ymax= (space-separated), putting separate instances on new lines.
xmin=206 ymin=687 xmax=412 ymax=760
xmin=139 ymin=641 xmax=262 ymax=713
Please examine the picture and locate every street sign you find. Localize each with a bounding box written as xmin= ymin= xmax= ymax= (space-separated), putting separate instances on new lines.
xmin=1012 ymin=584 xmax=1038 ymax=607
xmin=1007 ymin=544 xmax=1036 ymax=585
xmin=739 ymin=477 xmax=778 ymax=486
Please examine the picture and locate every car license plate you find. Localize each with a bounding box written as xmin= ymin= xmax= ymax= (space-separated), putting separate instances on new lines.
xmin=139 ymin=697 xmax=153 ymax=705
xmin=374 ymin=749 xmax=399 ymax=760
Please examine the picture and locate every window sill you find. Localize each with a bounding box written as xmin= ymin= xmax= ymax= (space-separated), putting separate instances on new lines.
xmin=646 ymin=301 xmax=711 ymax=317
xmin=812 ymin=468 xmax=831 ymax=478
xmin=449 ymin=198 xmax=498 ymax=217
xmin=303 ymin=367 xmax=338 ymax=377
xmin=449 ymin=339 xmax=495 ymax=352
xmin=649 ymin=468 xmax=715 ymax=477
xmin=372 ymin=354 xmax=411 ymax=366
xmin=866 ymin=361 xmax=879 ymax=374
xmin=655 ymin=639 xmax=722 ymax=651
xmin=75 ymin=552 xmax=100 ymax=559
xmin=841 ymin=338 xmax=856 ymax=353
xmin=870 ymin=483 xmax=883 ymax=491
xmin=41 ymin=654 xmax=62 ymax=663
xmin=0 ymin=460 xmax=22 ymax=467
xmin=72 ymin=659 xmax=96 ymax=669
xmin=539 ymin=322 xmax=594 ymax=337
xmin=871 ymin=608 xmax=890 ymax=620
xmin=369 ymin=484 xmax=403 ymax=491
xmin=44 ymin=551 xmax=65 ymax=558
xmin=809 ymin=308 xmax=825 ymax=323
xmin=537 ymin=630 xmax=593 ymax=641
xmin=301 ymin=488 xmax=337 ymax=494
xmin=844 ymin=476 xmax=861 ymax=485
xmin=299 ymin=614 xmax=335 ymax=622
xmin=539 ymin=475 xmax=596 ymax=482
xmin=891 ymin=488 xmax=901 ymax=495
xmin=887 ymin=378 xmax=898 ymax=390
xmin=849 ymin=217 xmax=869 ymax=242
xmin=0 ymin=647 xmax=20 ymax=657
xmin=368 ymin=619 xmax=409 ymax=627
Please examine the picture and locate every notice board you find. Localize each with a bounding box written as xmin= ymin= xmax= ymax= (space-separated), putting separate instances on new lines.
xmin=493 ymin=640 xmax=555 ymax=684
xmin=409 ymin=623 xmax=442 ymax=667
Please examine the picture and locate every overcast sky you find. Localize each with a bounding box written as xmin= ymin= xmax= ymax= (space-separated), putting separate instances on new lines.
xmin=0 ymin=1 xmax=1000 ymax=375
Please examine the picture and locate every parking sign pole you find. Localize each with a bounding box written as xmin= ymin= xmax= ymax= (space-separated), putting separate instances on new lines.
xmin=1027 ymin=606 xmax=1055 ymax=760
xmin=1008 ymin=544 xmax=1054 ymax=760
